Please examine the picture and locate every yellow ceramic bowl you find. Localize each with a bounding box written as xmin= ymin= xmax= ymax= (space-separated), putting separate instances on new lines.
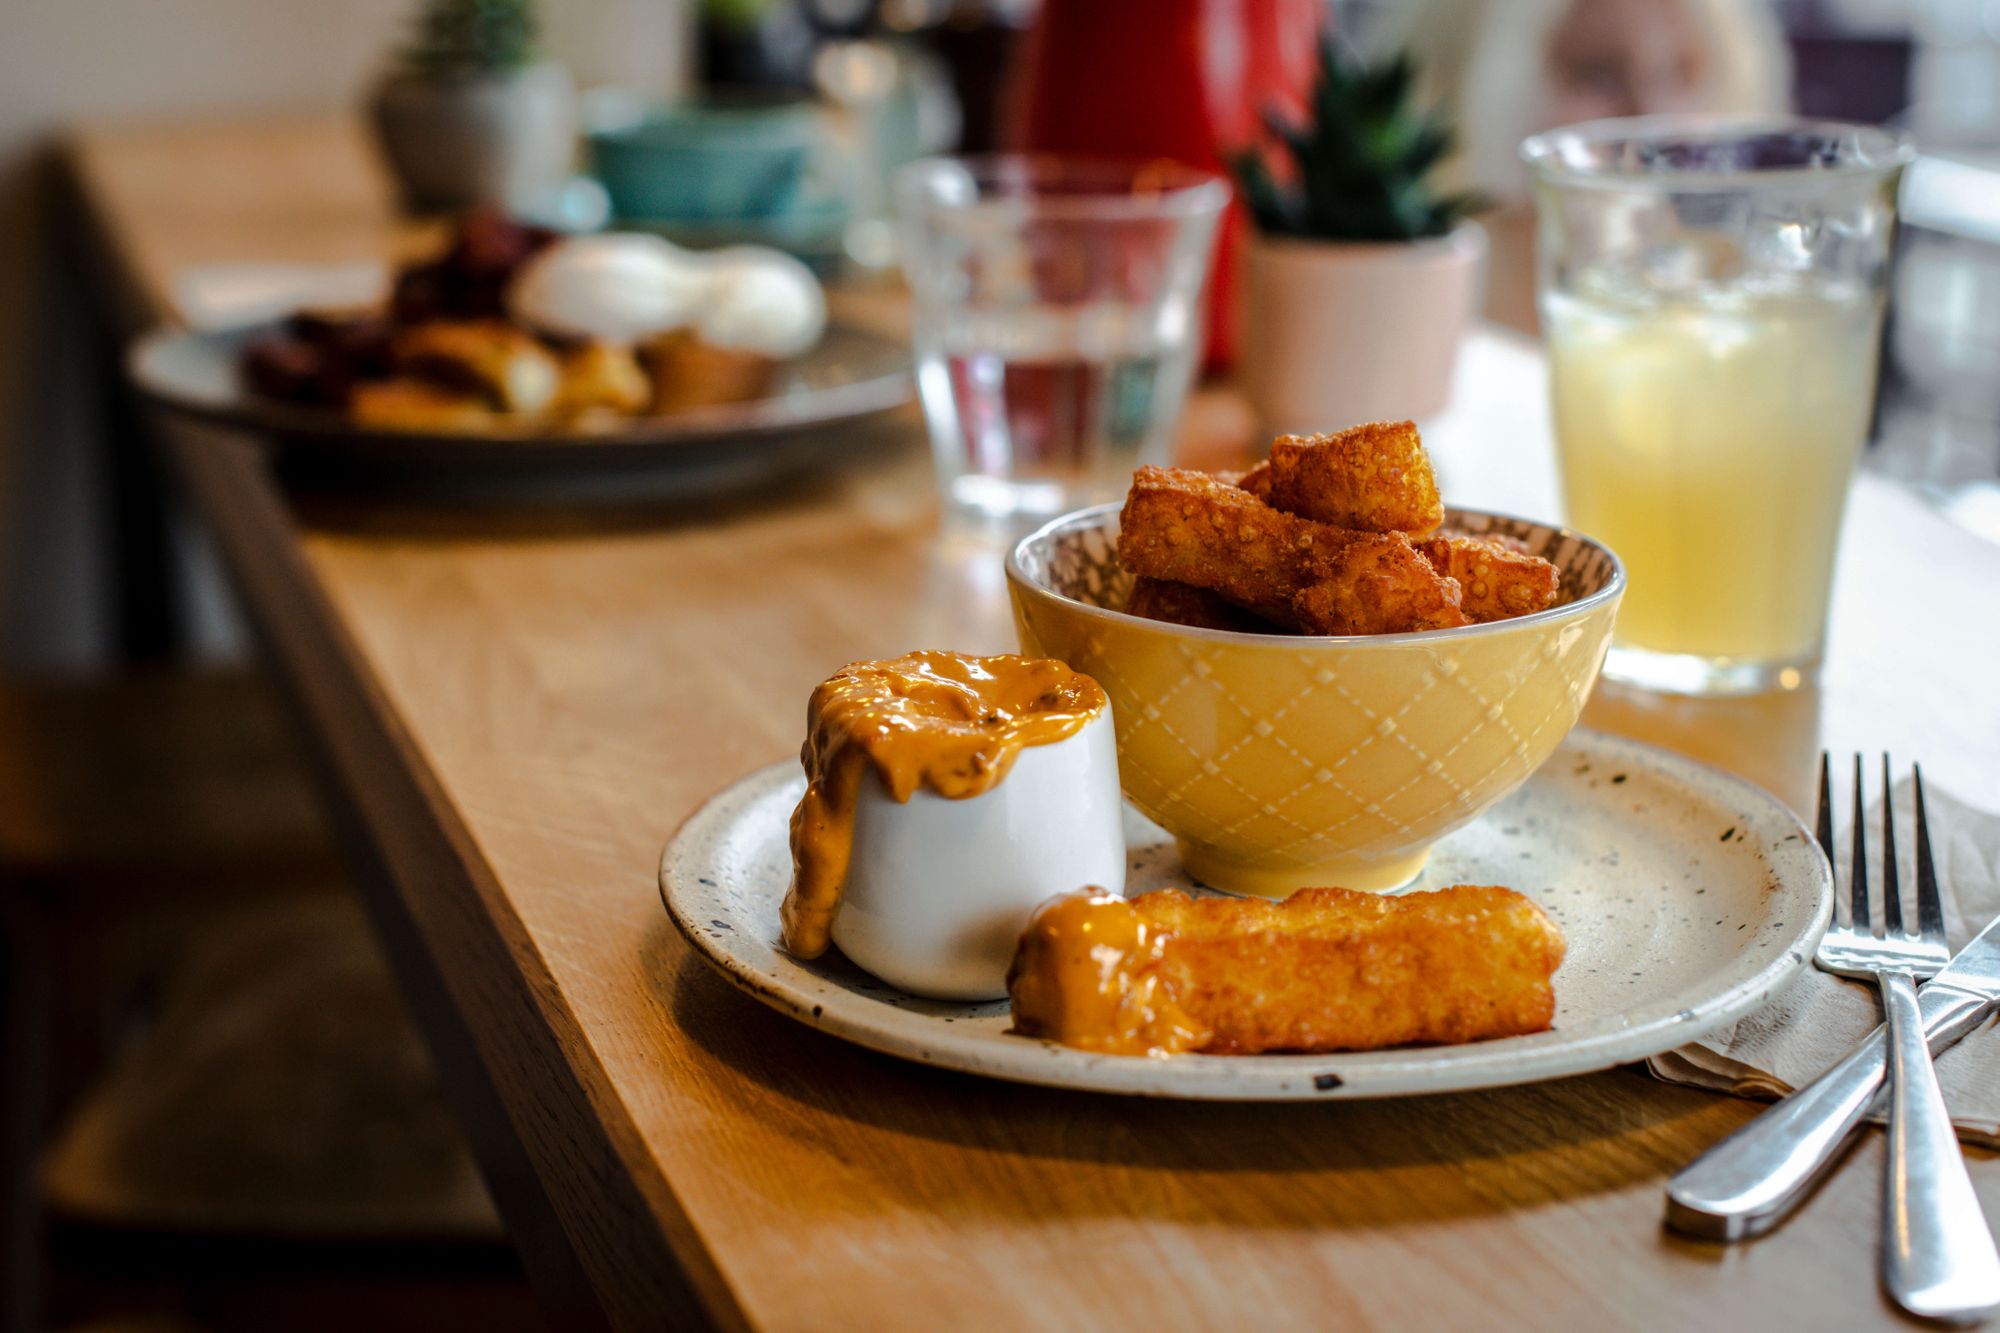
xmin=1006 ymin=504 xmax=1624 ymax=897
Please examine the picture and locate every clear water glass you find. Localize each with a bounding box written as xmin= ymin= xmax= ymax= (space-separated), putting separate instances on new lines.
xmin=895 ymin=156 xmax=1228 ymax=521
xmin=1523 ymin=118 xmax=1913 ymax=696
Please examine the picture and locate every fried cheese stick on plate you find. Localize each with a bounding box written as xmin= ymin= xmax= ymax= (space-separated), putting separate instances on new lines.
xmin=1267 ymin=420 xmax=1445 ymax=534
xmin=350 ymin=380 xmax=499 ymax=432
xmin=1008 ymin=885 xmax=1566 ymax=1056
xmin=392 ymin=320 xmax=561 ymax=413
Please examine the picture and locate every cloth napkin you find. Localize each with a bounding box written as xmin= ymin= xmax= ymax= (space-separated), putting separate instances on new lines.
xmin=1648 ymin=778 xmax=2000 ymax=1146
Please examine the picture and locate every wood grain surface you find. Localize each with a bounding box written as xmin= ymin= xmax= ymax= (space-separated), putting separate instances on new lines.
xmin=66 ymin=114 xmax=2000 ymax=1331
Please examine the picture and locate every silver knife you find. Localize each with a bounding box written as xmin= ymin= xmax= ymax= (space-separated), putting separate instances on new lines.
xmin=1667 ymin=914 xmax=2000 ymax=1241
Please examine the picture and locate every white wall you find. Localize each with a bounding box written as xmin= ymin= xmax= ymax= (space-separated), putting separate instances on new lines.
xmin=0 ymin=0 xmax=689 ymax=670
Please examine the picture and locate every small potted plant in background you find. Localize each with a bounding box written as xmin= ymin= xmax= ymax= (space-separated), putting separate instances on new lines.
xmin=368 ymin=0 xmax=576 ymax=214
xmin=1234 ymin=40 xmax=1485 ymax=436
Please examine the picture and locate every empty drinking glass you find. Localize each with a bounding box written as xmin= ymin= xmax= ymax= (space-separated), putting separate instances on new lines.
xmin=895 ymin=156 xmax=1228 ymax=520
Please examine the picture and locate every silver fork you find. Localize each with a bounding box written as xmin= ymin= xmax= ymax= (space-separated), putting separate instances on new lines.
xmin=1815 ymin=753 xmax=2000 ymax=1322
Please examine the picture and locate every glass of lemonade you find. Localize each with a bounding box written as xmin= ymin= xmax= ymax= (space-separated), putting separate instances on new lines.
xmin=1523 ymin=119 xmax=1913 ymax=696
xmin=896 ymin=157 xmax=1229 ymax=522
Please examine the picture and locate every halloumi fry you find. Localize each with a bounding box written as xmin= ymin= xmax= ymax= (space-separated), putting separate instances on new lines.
xmin=1008 ymin=885 xmax=1566 ymax=1055
xmin=1117 ymin=467 xmax=1362 ymax=626
xmin=1124 ymin=576 xmax=1281 ymax=633
xmin=1235 ymin=459 xmax=1274 ymax=501
xmin=1267 ymin=420 xmax=1444 ymax=534
xmin=639 ymin=329 xmax=778 ymax=411
xmin=1291 ymin=531 xmax=1470 ymax=635
xmin=553 ymin=340 xmax=651 ymax=418
xmin=349 ymin=379 xmax=500 ymax=432
xmin=1419 ymin=534 xmax=1561 ymax=623
xmin=393 ymin=320 xmax=560 ymax=413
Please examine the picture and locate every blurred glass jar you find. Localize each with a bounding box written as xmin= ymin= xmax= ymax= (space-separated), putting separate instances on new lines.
xmin=897 ymin=156 xmax=1229 ymax=521
xmin=814 ymin=37 xmax=961 ymax=269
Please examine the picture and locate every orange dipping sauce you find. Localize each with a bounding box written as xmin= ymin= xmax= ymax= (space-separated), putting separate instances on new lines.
xmin=1006 ymin=893 xmax=1207 ymax=1056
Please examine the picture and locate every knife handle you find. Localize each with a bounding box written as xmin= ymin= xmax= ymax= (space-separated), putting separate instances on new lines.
xmin=1666 ymin=985 xmax=1995 ymax=1242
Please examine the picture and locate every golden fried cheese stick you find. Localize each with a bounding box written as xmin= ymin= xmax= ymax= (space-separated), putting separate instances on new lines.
xmin=1009 ymin=885 xmax=1565 ymax=1056
xmin=1419 ymin=534 xmax=1561 ymax=623
xmin=1292 ymin=531 xmax=1471 ymax=635
xmin=1235 ymin=459 xmax=1274 ymax=501
xmin=350 ymin=380 xmax=498 ymax=432
xmin=552 ymin=340 xmax=651 ymax=418
xmin=1117 ymin=466 xmax=1358 ymax=625
xmin=1267 ymin=420 xmax=1445 ymax=534
xmin=1124 ymin=576 xmax=1277 ymax=633
xmin=392 ymin=320 xmax=560 ymax=413
xmin=1119 ymin=468 xmax=1467 ymax=633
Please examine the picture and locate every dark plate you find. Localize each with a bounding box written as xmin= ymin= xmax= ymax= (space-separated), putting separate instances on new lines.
xmin=127 ymin=320 xmax=914 ymax=481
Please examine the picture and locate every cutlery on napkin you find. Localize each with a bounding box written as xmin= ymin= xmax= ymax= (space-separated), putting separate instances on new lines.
xmin=1650 ymin=777 xmax=2000 ymax=1145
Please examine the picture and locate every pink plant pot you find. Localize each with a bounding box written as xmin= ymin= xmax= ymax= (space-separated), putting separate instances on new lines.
xmin=1238 ymin=221 xmax=1487 ymax=438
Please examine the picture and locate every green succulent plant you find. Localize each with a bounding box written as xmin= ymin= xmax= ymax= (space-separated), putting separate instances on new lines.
xmin=1236 ymin=37 xmax=1481 ymax=243
xmin=397 ymin=0 xmax=538 ymax=80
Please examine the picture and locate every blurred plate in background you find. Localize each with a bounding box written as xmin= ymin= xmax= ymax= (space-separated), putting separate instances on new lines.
xmin=128 ymin=320 xmax=914 ymax=491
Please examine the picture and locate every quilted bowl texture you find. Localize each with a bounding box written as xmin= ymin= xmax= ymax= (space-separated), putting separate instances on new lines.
xmin=1006 ymin=502 xmax=1623 ymax=896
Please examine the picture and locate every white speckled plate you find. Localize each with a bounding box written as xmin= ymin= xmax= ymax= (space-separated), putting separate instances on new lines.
xmin=659 ymin=731 xmax=1829 ymax=1100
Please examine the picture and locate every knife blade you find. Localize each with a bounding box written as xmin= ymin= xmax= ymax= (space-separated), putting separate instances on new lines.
xmin=1666 ymin=915 xmax=2000 ymax=1241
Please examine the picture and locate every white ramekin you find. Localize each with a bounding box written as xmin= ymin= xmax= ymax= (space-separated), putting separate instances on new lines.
xmin=829 ymin=705 xmax=1126 ymax=1000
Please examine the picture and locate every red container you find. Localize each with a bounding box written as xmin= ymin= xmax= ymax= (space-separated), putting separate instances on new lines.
xmin=1004 ymin=0 xmax=1322 ymax=368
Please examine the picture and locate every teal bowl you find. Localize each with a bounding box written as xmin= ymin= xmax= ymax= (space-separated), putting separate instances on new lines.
xmin=588 ymin=98 xmax=822 ymax=223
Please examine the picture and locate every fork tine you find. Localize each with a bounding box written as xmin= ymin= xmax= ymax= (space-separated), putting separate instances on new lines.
xmin=1851 ymin=753 xmax=1872 ymax=933
xmin=1913 ymin=763 xmax=1947 ymax=942
xmin=1816 ymin=752 xmax=1841 ymax=926
xmin=1881 ymin=753 xmax=1904 ymax=935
